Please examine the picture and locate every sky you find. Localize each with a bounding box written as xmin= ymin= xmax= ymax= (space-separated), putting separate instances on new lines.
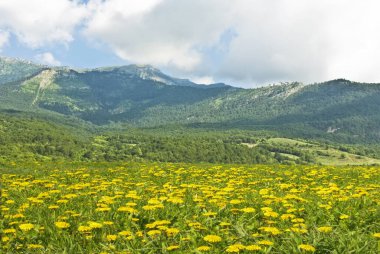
xmin=1 ymin=0 xmax=380 ymax=88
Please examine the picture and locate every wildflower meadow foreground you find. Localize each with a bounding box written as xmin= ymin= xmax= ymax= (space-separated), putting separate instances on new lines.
xmin=1 ymin=163 xmax=380 ymax=253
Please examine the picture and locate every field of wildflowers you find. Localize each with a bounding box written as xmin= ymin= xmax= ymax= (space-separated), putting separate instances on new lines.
xmin=1 ymin=163 xmax=380 ymax=253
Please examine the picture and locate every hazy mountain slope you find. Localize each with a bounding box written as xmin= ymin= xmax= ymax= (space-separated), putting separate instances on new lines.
xmin=0 ymin=57 xmax=45 ymax=85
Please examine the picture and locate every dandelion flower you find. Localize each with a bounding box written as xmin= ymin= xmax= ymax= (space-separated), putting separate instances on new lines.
xmin=197 ymin=246 xmax=211 ymax=251
xmin=27 ymin=244 xmax=44 ymax=249
xmin=19 ymin=223 xmax=34 ymax=232
xmin=241 ymin=207 xmax=256 ymax=213
xmin=118 ymin=230 xmax=132 ymax=236
xmin=167 ymin=245 xmax=180 ymax=251
xmin=203 ymin=234 xmax=222 ymax=243
xmin=88 ymin=221 xmax=103 ymax=229
xmin=78 ymin=226 xmax=92 ymax=232
xmin=226 ymin=243 xmax=245 ymax=252
xmin=3 ymin=228 xmax=16 ymax=234
xmin=106 ymin=234 xmax=117 ymax=241
xmin=245 ymin=245 xmax=262 ymax=251
xmin=2 ymin=236 xmax=10 ymax=242
xmin=55 ymin=221 xmax=70 ymax=229
xmin=257 ymin=240 xmax=274 ymax=246
xmin=147 ymin=230 xmax=161 ymax=237
xmin=317 ymin=226 xmax=332 ymax=233
xmin=166 ymin=228 xmax=180 ymax=236
xmin=259 ymin=226 xmax=281 ymax=235
xmin=298 ymin=244 xmax=316 ymax=252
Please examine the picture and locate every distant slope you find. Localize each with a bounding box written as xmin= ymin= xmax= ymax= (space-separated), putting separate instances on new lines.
xmin=260 ymin=138 xmax=380 ymax=165
xmin=1 ymin=57 xmax=380 ymax=144
xmin=0 ymin=57 xmax=45 ymax=84
xmin=2 ymin=110 xmax=379 ymax=165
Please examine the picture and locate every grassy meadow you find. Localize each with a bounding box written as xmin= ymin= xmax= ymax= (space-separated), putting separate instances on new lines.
xmin=1 ymin=163 xmax=380 ymax=253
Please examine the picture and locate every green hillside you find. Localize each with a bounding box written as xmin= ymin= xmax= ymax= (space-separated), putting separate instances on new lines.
xmin=1 ymin=57 xmax=380 ymax=144
xmin=1 ymin=56 xmax=380 ymax=164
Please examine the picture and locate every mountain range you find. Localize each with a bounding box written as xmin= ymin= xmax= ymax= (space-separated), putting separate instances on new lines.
xmin=1 ymin=56 xmax=380 ymax=145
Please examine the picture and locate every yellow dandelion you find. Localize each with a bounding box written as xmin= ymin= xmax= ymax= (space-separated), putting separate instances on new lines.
xmin=155 ymin=220 xmax=171 ymax=226
xmin=19 ymin=223 xmax=34 ymax=232
xmin=340 ymin=214 xmax=349 ymax=220
xmin=147 ymin=230 xmax=161 ymax=237
xmin=197 ymin=246 xmax=211 ymax=251
xmin=2 ymin=236 xmax=10 ymax=242
xmin=12 ymin=213 xmax=25 ymax=219
xmin=142 ymin=205 xmax=159 ymax=211
xmin=298 ymin=244 xmax=316 ymax=252
xmin=245 ymin=245 xmax=262 ymax=251
xmin=118 ymin=230 xmax=132 ymax=236
xmin=166 ymin=228 xmax=180 ymax=236
xmin=27 ymin=244 xmax=44 ymax=249
xmin=167 ymin=197 xmax=184 ymax=204
xmin=290 ymin=227 xmax=308 ymax=234
xmin=226 ymin=243 xmax=245 ymax=252
xmin=373 ymin=233 xmax=380 ymax=238
xmin=55 ymin=221 xmax=70 ymax=229
xmin=203 ymin=234 xmax=222 ymax=243
xmin=257 ymin=240 xmax=274 ymax=246
xmin=259 ymin=226 xmax=281 ymax=235
xmin=3 ymin=228 xmax=16 ymax=234
xmin=88 ymin=221 xmax=103 ymax=229
xmin=106 ymin=234 xmax=117 ymax=241
xmin=230 ymin=199 xmax=243 ymax=205
xmin=95 ymin=207 xmax=111 ymax=212
xmin=263 ymin=211 xmax=279 ymax=218
xmin=78 ymin=226 xmax=92 ymax=232
xmin=317 ymin=226 xmax=333 ymax=233
xmin=167 ymin=245 xmax=180 ymax=251
xmin=241 ymin=207 xmax=256 ymax=213
xmin=291 ymin=218 xmax=305 ymax=223
xmin=281 ymin=214 xmax=295 ymax=220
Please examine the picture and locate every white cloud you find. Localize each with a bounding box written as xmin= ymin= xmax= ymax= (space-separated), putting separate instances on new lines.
xmin=84 ymin=0 xmax=232 ymax=71
xmin=217 ymin=0 xmax=380 ymax=86
xmin=191 ymin=76 xmax=215 ymax=85
xmin=0 ymin=0 xmax=88 ymax=48
xmin=0 ymin=29 xmax=9 ymax=50
xmin=2 ymin=0 xmax=380 ymax=86
xmin=35 ymin=52 xmax=61 ymax=66
xmin=83 ymin=0 xmax=380 ymax=86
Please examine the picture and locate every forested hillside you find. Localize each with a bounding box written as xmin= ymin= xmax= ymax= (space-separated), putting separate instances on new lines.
xmin=1 ymin=57 xmax=380 ymax=164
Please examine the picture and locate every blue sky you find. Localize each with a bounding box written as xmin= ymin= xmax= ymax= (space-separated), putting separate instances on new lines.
xmin=1 ymin=0 xmax=380 ymax=87
xmin=2 ymin=28 xmax=126 ymax=68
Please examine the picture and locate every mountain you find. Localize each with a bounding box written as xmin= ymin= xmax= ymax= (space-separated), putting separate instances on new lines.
xmin=0 ymin=56 xmax=46 ymax=84
xmin=1 ymin=56 xmax=380 ymax=144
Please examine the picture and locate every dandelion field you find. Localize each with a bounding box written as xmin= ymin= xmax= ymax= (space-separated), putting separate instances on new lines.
xmin=1 ymin=163 xmax=380 ymax=253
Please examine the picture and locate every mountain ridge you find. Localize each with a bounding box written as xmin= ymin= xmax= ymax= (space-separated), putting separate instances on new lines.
xmin=1 ymin=56 xmax=380 ymax=144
